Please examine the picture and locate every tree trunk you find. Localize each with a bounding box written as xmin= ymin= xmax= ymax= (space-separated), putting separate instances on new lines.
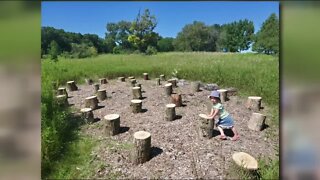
xmin=143 ymin=73 xmax=149 ymax=80
xmin=104 ymin=114 xmax=120 ymax=136
xmin=191 ymin=82 xmax=200 ymax=92
xmin=217 ymin=89 xmax=228 ymax=102
xmin=168 ymin=79 xmax=177 ymax=88
xmin=165 ymin=83 xmax=173 ymax=96
xmin=155 ymin=78 xmax=160 ymax=85
xmin=99 ymin=78 xmax=107 ymax=84
xmin=199 ymin=114 xmax=214 ymax=139
xmin=85 ymin=78 xmax=93 ymax=85
xmin=67 ymin=81 xmax=78 ymax=91
xmin=57 ymin=87 xmax=68 ymax=97
xmin=81 ymin=108 xmax=94 ymax=123
xmin=85 ymin=96 xmax=98 ymax=110
xmin=171 ymin=94 xmax=182 ymax=107
xmin=97 ymin=89 xmax=107 ymax=101
xmin=118 ymin=77 xmax=125 ymax=82
xmin=160 ymin=74 xmax=165 ymax=81
xmin=165 ymin=104 xmax=176 ymax=121
xmin=55 ymin=95 xmax=68 ymax=107
xmin=130 ymin=79 xmax=137 ymax=87
xmin=132 ymin=131 xmax=151 ymax=164
xmin=93 ymin=83 xmax=100 ymax=93
xmin=132 ymin=87 xmax=142 ymax=99
xmin=246 ymin=96 xmax=262 ymax=111
xmin=131 ymin=99 xmax=142 ymax=113
xmin=248 ymin=113 xmax=266 ymax=131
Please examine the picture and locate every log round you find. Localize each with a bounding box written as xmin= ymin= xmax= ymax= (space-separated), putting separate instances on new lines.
xmin=55 ymin=95 xmax=68 ymax=107
xmin=132 ymin=131 xmax=151 ymax=164
xmin=80 ymin=108 xmax=94 ymax=123
xmin=93 ymin=83 xmax=100 ymax=93
xmin=67 ymin=81 xmax=78 ymax=91
xmin=191 ymin=82 xmax=200 ymax=92
xmin=232 ymin=152 xmax=258 ymax=170
xmin=97 ymin=89 xmax=107 ymax=101
xmin=155 ymin=78 xmax=160 ymax=85
xmin=199 ymin=114 xmax=214 ymax=139
xmin=128 ymin=76 xmax=135 ymax=80
xmin=143 ymin=73 xmax=149 ymax=80
xmin=99 ymin=78 xmax=107 ymax=84
xmin=104 ymin=114 xmax=120 ymax=136
xmin=118 ymin=77 xmax=125 ymax=82
xmin=132 ymin=87 xmax=142 ymax=99
xmin=131 ymin=99 xmax=142 ymax=113
xmin=217 ymin=89 xmax=228 ymax=102
xmin=168 ymin=79 xmax=177 ymax=88
xmin=57 ymin=87 xmax=68 ymax=97
xmin=171 ymin=94 xmax=182 ymax=107
xmin=85 ymin=78 xmax=93 ymax=85
xmin=246 ymin=96 xmax=262 ymax=111
xmin=165 ymin=104 xmax=176 ymax=121
xmin=248 ymin=113 xmax=266 ymax=131
xmin=160 ymin=74 xmax=165 ymax=81
xmin=165 ymin=83 xmax=173 ymax=96
xmin=130 ymin=79 xmax=137 ymax=87
xmin=85 ymin=96 xmax=98 ymax=110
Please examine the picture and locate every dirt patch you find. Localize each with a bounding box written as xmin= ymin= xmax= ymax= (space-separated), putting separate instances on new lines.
xmin=67 ymin=78 xmax=278 ymax=179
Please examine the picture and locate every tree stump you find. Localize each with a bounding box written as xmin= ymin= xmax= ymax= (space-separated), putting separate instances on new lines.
xmin=160 ymin=74 xmax=165 ymax=81
xmin=104 ymin=114 xmax=120 ymax=136
xmin=85 ymin=78 xmax=93 ymax=85
xmin=168 ymin=79 xmax=177 ymax=88
xmin=132 ymin=131 xmax=151 ymax=164
xmin=99 ymin=78 xmax=107 ymax=84
xmin=217 ymin=89 xmax=228 ymax=102
xmin=93 ymin=83 xmax=100 ymax=93
xmin=155 ymin=78 xmax=160 ymax=85
xmin=130 ymin=79 xmax=137 ymax=87
xmin=128 ymin=76 xmax=135 ymax=80
xmin=131 ymin=99 xmax=142 ymax=113
xmin=67 ymin=81 xmax=78 ymax=91
xmin=232 ymin=152 xmax=258 ymax=170
xmin=171 ymin=94 xmax=182 ymax=107
xmin=191 ymin=82 xmax=200 ymax=92
xmin=80 ymin=108 xmax=94 ymax=123
xmin=97 ymin=89 xmax=107 ymax=101
xmin=135 ymin=83 xmax=142 ymax=91
xmin=143 ymin=73 xmax=149 ymax=80
xmin=206 ymin=100 xmax=213 ymax=114
xmin=132 ymin=87 xmax=142 ymax=99
xmin=248 ymin=113 xmax=266 ymax=131
xmin=165 ymin=104 xmax=176 ymax=121
xmin=85 ymin=96 xmax=98 ymax=110
xmin=57 ymin=87 xmax=68 ymax=97
xmin=55 ymin=95 xmax=68 ymax=107
xmin=199 ymin=114 xmax=214 ymax=139
xmin=246 ymin=96 xmax=262 ymax=111
xmin=118 ymin=77 xmax=125 ymax=82
xmin=165 ymin=83 xmax=173 ymax=96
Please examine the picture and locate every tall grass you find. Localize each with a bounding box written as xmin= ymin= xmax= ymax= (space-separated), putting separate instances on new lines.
xmin=42 ymin=52 xmax=279 ymax=106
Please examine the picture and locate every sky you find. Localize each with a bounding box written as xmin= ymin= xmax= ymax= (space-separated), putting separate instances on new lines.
xmin=42 ymin=2 xmax=279 ymax=39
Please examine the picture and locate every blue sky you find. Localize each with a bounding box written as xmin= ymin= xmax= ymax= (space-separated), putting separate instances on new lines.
xmin=42 ymin=2 xmax=279 ymax=39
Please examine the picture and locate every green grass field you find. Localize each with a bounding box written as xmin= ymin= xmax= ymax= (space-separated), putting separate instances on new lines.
xmin=41 ymin=52 xmax=279 ymax=178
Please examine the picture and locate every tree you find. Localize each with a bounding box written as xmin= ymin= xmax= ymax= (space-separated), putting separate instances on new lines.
xmin=157 ymin=37 xmax=174 ymax=52
xmin=105 ymin=21 xmax=133 ymax=52
xmin=253 ymin=13 xmax=279 ymax=54
xmin=128 ymin=9 xmax=159 ymax=52
xmin=222 ymin=19 xmax=254 ymax=52
xmin=49 ymin=40 xmax=59 ymax=61
xmin=173 ymin=21 xmax=219 ymax=52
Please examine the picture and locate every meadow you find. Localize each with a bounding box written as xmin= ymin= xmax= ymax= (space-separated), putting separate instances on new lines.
xmin=41 ymin=52 xmax=279 ymax=178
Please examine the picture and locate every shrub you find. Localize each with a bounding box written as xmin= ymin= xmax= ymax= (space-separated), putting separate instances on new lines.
xmin=145 ymin=45 xmax=157 ymax=55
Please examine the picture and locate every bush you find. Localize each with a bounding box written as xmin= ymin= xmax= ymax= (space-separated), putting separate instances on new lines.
xmin=70 ymin=43 xmax=98 ymax=58
xmin=145 ymin=46 xmax=157 ymax=55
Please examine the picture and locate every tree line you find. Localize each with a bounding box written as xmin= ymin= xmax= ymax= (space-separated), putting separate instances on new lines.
xmin=41 ymin=9 xmax=279 ymax=60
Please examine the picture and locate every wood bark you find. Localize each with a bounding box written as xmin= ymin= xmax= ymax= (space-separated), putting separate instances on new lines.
xmin=191 ymin=82 xmax=200 ymax=92
xmin=132 ymin=131 xmax=151 ymax=164
xmin=85 ymin=96 xmax=98 ymax=110
xmin=130 ymin=79 xmax=137 ymax=87
xmin=246 ymin=96 xmax=262 ymax=111
xmin=165 ymin=104 xmax=176 ymax=121
xmin=55 ymin=95 xmax=68 ymax=107
xmin=93 ymin=84 xmax=100 ymax=93
xmin=232 ymin=152 xmax=258 ymax=170
xmin=104 ymin=114 xmax=120 ymax=136
xmin=160 ymin=74 xmax=165 ymax=81
xmin=85 ymin=78 xmax=93 ymax=85
xmin=217 ymin=89 xmax=228 ymax=102
xmin=80 ymin=108 xmax=94 ymax=123
xmin=171 ymin=94 xmax=182 ymax=107
xmin=67 ymin=81 xmax=78 ymax=91
xmin=99 ymin=78 xmax=107 ymax=84
xmin=132 ymin=87 xmax=142 ymax=99
xmin=143 ymin=73 xmax=149 ymax=80
xmin=57 ymin=87 xmax=68 ymax=97
xmin=97 ymin=89 xmax=107 ymax=101
xmin=155 ymin=78 xmax=160 ymax=85
xmin=199 ymin=114 xmax=214 ymax=139
xmin=118 ymin=77 xmax=125 ymax=82
xmin=248 ymin=113 xmax=266 ymax=131
xmin=167 ymin=79 xmax=177 ymax=88
xmin=131 ymin=99 xmax=142 ymax=113
xmin=165 ymin=83 xmax=173 ymax=96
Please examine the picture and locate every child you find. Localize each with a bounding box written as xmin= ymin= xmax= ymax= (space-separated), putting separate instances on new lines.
xmin=207 ymin=90 xmax=240 ymax=141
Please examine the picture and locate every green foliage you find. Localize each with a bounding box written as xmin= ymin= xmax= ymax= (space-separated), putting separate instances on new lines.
xmin=157 ymin=37 xmax=174 ymax=52
xmin=105 ymin=21 xmax=133 ymax=51
xmin=222 ymin=19 xmax=255 ymax=52
xmin=128 ymin=9 xmax=159 ymax=52
xmin=49 ymin=40 xmax=59 ymax=61
xmin=173 ymin=21 xmax=220 ymax=52
xmin=70 ymin=43 xmax=98 ymax=58
xmin=145 ymin=45 xmax=157 ymax=55
xmin=253 ymin=13 xmax=279 ymax=54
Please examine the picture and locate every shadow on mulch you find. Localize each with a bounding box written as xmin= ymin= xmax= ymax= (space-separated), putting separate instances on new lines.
xmin=95 ymin=105 xmax=105 ymax=110
xmin=175 ymin=115 xmax=182 ymax=120
xmin=150 ymin=147 xmax=163 ymax=159
xmin=119 ymin=126 xmax=130 ymax=134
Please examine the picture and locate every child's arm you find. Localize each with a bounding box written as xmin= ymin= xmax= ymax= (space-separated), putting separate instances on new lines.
xmin=208 ymin=108 xmax=219 ymax=119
